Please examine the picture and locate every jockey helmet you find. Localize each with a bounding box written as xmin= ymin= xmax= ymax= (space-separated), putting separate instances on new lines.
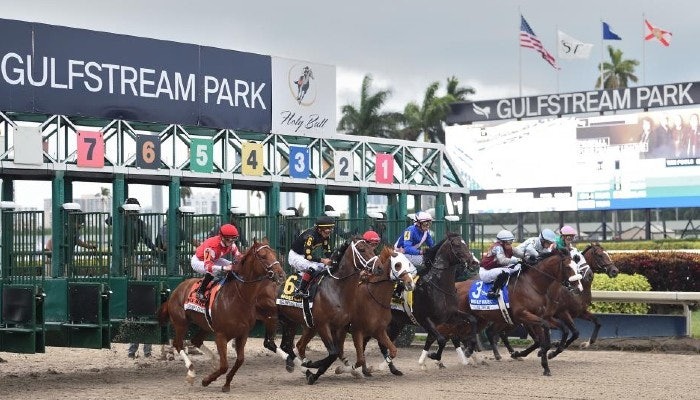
xmin=560 ymin=225 xmax=577 ymax=236
xmin=414 ymin=211 xmax=433 ymax=223
xmin=315 ymin=215 xmax=335 ymax=228
xmin=540 ymin=229 xmax=557 ymax=243
xmin=496 ymin=229 xmax=515 ymax=242
xmin=219 ymin=224 xmax=239 ymax=240
xmin=362 ymin=230 xmax=381 ymax=244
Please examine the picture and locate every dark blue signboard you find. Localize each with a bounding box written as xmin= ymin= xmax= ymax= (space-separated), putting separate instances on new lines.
xmin=0 ymin=18 xmax=272 ymax=133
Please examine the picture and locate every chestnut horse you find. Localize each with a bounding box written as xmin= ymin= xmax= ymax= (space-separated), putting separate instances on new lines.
xmin=527 ymin=242 xmax=620 ymax=359
xmin=454 ymin=249 xmax=582 ymax=376
xmin=276 ymin=237 xmax=389 ymax=384
xmin=158 ymin=239 xmax=285 ymax=392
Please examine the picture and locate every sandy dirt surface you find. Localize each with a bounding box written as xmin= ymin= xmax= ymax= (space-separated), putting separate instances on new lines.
xmin=0 ymin=338 xmax=698 ymax=400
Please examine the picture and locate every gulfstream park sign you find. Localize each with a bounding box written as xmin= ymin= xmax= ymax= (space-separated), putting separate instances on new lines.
xmin=447 ymin=82 xmax=699 ymax=124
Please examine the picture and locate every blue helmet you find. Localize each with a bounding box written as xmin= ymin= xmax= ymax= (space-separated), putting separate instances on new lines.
xmin=540 ymin=229 xmax=557 ymax=243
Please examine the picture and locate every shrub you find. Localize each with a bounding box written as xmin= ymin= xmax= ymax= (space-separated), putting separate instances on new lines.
xmin=610 ymin=251 xmax=700 ymax=291
xmin=590 ymin=272 xmax=651 ymax=314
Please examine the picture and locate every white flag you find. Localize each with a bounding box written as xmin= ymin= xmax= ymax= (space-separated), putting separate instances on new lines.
xmin=557 ymin=30 xmax=593 ymax=59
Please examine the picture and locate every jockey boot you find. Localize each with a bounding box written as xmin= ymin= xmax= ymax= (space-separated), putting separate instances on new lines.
xmin=487 ymin=271 xmax=509 ymax=299
xmin=295 ymin=270 xmax=313 ymax=298
xmin=196 ymin=273 xmax=214 ymax=302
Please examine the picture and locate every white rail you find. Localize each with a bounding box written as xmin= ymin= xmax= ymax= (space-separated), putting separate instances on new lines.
xmin=591 ymin=291 xmax=700 ymax=336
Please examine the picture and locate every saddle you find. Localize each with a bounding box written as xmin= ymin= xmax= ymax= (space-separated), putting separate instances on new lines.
xmin=185 ymin=278 xmax=223 ymax=310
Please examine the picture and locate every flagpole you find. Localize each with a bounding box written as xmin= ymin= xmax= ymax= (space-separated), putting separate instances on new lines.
xmin=600 ymin=18 xmax=604 ymax=89
xmin=642 ymin=12 xmax=646 ymax=85
xmin=555 ymin=24 xmax=560 ymax=93
xmin=518 ymin=9 xmax=522 ymax=97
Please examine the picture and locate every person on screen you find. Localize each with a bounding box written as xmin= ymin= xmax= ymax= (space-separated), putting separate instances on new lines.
xmin=647 ymin=115 xmax=673 ymax=159
xmin=681 ymin=113 xmax=700 ymax=158
xmin=670 ymin=114 xmax=685 ymax=158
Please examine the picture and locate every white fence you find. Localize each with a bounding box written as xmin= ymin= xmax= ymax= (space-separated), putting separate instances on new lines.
xmin=591 ymin=291 xmax=700 ymax=336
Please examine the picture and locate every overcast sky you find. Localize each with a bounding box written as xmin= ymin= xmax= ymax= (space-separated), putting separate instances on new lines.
xmin=2 ymin=0 xmax=697 ymax=208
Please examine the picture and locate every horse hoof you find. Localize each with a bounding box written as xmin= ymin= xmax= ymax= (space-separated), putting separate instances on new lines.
xmin=494 ymin=355 xmax=502 ymax=361
xmin=427 ymin=352 xmax=440 ymax=361
xmin=543 ymin=370 xmax=552 ymax=377
xmin=222 ymin=385 xmax=230 ymax=393
xmin=305 ymin=370 xmax=318 ymax=385
xmin=389 ymin=367 xmax=404 ymax=377
xmin=201 ymin=379 xmax=210 ymax=387
xmin=186 ymin=376 xmax=195 ymax=386
xmin=579 ymin=342 xmax=590 ymax=349
xmin=334 ymin=366 xmax=344 ymax=374
xmin=437 ymin=362 xmax=446 ymax=370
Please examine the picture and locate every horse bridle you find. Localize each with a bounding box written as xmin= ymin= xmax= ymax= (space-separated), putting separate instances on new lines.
xmin=524 ymin=253 xmax=579 ymax=294
xmin=327 ymin=239 xmax=379 ymax=280
xmin=581 ymin=244 xmax=615 ymax=280
xmin=231 ymin=244 xmax=282 ymax=284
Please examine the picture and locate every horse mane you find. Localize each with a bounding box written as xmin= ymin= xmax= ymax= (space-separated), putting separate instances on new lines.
xmin=328 ymin=236 xmax=356 ymax=272
xmin=418 ymin=232 xmax=461 ymax=277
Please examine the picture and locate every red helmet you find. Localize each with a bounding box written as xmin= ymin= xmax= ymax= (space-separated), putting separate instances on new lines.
xmin=363 ymin=230 xmax=380 ymax=244
xmin=219 ymin=224 xmax=239 ymax=239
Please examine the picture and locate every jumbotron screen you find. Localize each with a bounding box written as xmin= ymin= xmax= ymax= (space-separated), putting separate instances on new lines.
xmin=446 ymin=107 xmax=700 ymax=213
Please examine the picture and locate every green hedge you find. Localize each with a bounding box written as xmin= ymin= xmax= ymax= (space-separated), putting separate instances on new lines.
xmin=589 ymin=273 xmax=651 ymax=314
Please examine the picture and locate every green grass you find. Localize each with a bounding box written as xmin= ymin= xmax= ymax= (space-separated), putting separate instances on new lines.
xmin=693 ymin=309 xmax=700 ymax=338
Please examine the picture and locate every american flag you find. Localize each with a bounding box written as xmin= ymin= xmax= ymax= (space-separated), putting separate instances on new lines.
xmin=520 ymin=15 xmax=559 ymax=69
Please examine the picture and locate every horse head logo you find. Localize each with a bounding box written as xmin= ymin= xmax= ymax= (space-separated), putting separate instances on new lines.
xmin=472 ymin=103 xmax=491 ymax=119
xmin=293 ymin=65 xmax=314 ymax=104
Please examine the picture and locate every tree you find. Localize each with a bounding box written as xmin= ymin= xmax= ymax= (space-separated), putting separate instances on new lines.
xmin=402 ymin=76 xmax=475 ymax=143
xmin=179 ymin=186 xmax=192 ymax=205
xmin=337 ymin=74 xmax=402 ymax=138
xmin=596 ymin=46 xmax=639 ymax=89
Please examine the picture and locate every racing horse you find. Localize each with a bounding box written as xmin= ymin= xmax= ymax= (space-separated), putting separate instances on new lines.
xmin=275 ymin=236 xmax=388 ymax=384
xmin=455 ymin=248 xmax=582 ymax=376
xmin=158 ymin=239 xmax=285 ymax=392
xmin=530 ymin=242 xmax=619 ymax=359
xmin=298 ymin=247 xmax=416 ymax=379
xmin=372 ymin=232 xmax=479 ymax=375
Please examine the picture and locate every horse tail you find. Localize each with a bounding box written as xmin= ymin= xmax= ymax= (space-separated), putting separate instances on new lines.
xmin=157 ymin=301 xmax=170 ymax=326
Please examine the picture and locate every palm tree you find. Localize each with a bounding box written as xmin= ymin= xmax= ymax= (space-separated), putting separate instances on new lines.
xmin=445 ymin=75 xmax=475 ymax=101
xmin=179 ymin=186 xmax=192 ymax=205
xmin=596 ymin=46 xmax=640 ymax=89
xmin=337 ymin=74 xmax=403 ymax=138
xmin=402 ymin=77 xmax=476 ymax=143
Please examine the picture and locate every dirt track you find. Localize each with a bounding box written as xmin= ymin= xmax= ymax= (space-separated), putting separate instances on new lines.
xmin=0 ymin=338 xmax=697 ymax=400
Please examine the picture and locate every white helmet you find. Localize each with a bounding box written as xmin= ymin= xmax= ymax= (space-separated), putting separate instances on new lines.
xmin=540 ymin=228 xmax=557 ymax=243
xmin=496 ymin=229 xmax=515 ymax=242
xmin=414 ymin=211 xmax=433 ymax=223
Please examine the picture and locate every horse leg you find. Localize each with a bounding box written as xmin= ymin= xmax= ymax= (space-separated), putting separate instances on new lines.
xmin=485 ymin=324 xmax=503 ymax=360
xmin=201 ymin=333 xmax=229 ymax=388
xmin=369 ymin=329 xmax=398 ymax=377
xmin=279 ymin=316 xmax=299 ymax=372
xmin=171 ymin=318 xmax=197 ymax=384
xmin=579 ymin=311 xmax=601 ymax=348
xmin=296 ymin=327 xmax=316 ymax=368
xmin=511 ymin=324 xmax=541 ymax=359
xmin=419 ymin=331 xmax=437 ymax=370
xmin=538 ymin=322 xmax=552 ymax=376
xmin=222 ymin=336 xmax=247 ymax=393
xmin=548 ymin=315 xmax=575 ymax=359
xmin=305 ymin=326 xmax=340 ymax=385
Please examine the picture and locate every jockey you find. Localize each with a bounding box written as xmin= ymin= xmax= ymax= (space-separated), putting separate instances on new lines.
xmin=394 ymin=211 xmax=435 ymax=267
xmin=513 ymin=228 xmax=557 ymax=264
xmin=191 ymin=223 xmax=242 ymax=301
xmin=557 ymin=225 xmax=584 ymax=265
xmin=363 ymin=230 xmax=381 ymax=253
xmin=480 ymin=229 xmax=522 ymax=299
xmin=289 ymin=215 xmax=335 ymax=298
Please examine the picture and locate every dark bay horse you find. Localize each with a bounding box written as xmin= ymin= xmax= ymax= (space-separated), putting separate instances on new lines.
xmin=373 ymin=233 xmax=479 ymax=374
xmin=455 ymin=249 xmax=582 ymax=376
xmin=158 ymin=239 xmax=285 ymax=392
xmin=485 ymin=243 xmax=620 ymax=361
xmin=276 ymin=236 xmax=384 ymax=384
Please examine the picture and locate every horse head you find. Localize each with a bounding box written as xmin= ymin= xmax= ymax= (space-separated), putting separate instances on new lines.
xmin=386 ymin=250 xmax=416 ymax=292
xmin=331 ymin=236 xmax=379 ymax=278
xmin=239 ymin=237 xmax=285 ymax=284
xmin=533 ymin=248 xmax=583 ymax=295
xmin=581 ymin=242 xmax=619 ymax=279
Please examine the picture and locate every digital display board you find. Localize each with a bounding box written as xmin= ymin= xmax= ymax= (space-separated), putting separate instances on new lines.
xmin=446 ymin=107 xmax=700 ymax=213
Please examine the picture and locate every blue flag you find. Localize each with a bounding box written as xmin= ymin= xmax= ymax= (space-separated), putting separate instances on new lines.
xmin=603 ymin=22 xmax=622 ymax=40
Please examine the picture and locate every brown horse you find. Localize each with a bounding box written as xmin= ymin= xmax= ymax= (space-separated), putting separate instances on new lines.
xmin=158 ymin=239 xmax=285 ymax=392
xmin=454 ymin=249 xmax=582 ymax=375
xmin=276 ymin=236 xmax=390 ymax=384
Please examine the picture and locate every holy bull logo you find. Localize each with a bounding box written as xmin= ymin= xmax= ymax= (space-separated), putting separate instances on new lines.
xmin=291 ymin=65 xmax=315 ymax=105
xmin=472 ymin=103 xmax=491 ymax=119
